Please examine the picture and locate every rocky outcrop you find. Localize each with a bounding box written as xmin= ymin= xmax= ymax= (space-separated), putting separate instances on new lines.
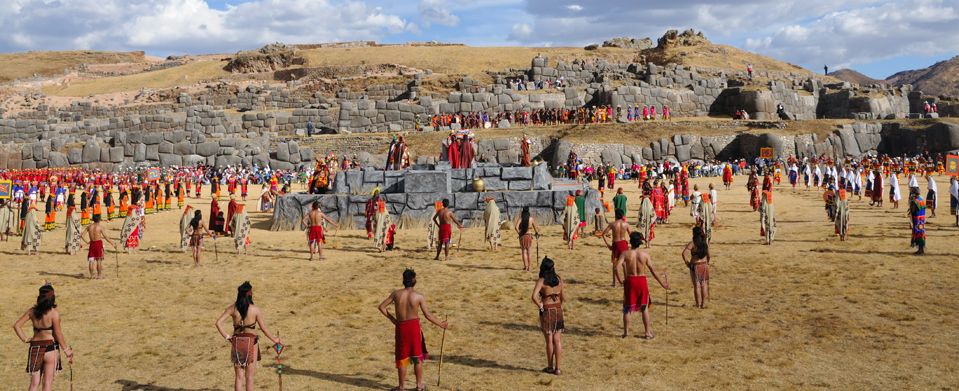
xmin=602 ymin=37 xmax=654 ymax=50
xmin=224 ymin=43 xmax=306 ymax=73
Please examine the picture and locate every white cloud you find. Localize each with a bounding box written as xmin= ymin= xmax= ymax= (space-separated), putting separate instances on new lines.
xmin=753 ymin=0 xmax=959 ymax=75
xmin=0 ymin=0 xmax=411 ymax=54
xmin=566 ymin=4 xmax=582 ymax=12
xmin=508 ymin=23 xmax=533 ymax=40
xmin=419 ymin=0 xmax=460 ymax=27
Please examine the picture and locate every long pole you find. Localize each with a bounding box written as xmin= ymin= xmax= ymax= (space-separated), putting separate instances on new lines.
xmin=276 ymin=330 xmax=283 ymax=391
xmin=437 ymin=315 xmax=448 ymax=387
xmin=115 ymin=247 xmax=119 ymax=279
xmin=213 ymin=235 xmax=219 ymax=263
xmin=69 ymin=357 xmax=73 ymax=391
xmin=535 ymin=234 xmax=540 ymax=269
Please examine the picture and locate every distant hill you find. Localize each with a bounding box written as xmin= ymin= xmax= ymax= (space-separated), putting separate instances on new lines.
xmin=0 ymin=50 xmax=146 ymax=83
xmin=886 ymin=55 xmax=959 ymax=98
xmin=829 ymin=69 xmax=883 ymax=86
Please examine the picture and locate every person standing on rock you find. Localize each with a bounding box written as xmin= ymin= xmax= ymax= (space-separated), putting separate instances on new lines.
xmin=432 ymin=199 xmax=462 ymax=261
xmin=521 ymin=134 xmax=532 ymax=167
xmin=378 ymin=268 xmax=449 ymax=391
xmin=616 ymin=232 xmax=668 ymax=339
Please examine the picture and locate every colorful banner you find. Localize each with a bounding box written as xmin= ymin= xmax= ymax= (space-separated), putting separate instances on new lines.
xmin=759 ymin=147 xmax=774 ymax=159
xmin=146 ymin=168 xmax=161 ymax=181
xmin=0 ymin=180 xmax=11 ymax=199
xmin=946 ymin=154 xmax=959 ymax=176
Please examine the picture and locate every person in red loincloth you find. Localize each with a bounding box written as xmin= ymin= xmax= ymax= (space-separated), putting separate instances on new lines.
xmin=615 ymin=232 xmax=668 ymax=339
xmin=303 ymin=200 xmax=338 ymax=261
xmin=82 ymin=214 xmax=117 ymax=279
xmin=601 ymin=208 xmax=631 ymax=287
xmin=378 ymin=269 xmax=449 ymax=391
xmin=432 ymin=199 xmax=462 ymax=262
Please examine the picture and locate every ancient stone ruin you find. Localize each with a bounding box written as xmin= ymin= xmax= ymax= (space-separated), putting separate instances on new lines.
xmin=270 ymin=163 xmax=601 ymax=231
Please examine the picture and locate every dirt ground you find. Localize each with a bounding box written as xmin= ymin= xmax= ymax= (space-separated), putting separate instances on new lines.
xmin=1 ymin=176 xmax=958 ymax=390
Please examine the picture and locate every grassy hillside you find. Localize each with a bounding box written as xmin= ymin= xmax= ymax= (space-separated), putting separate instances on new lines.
xmin=0 ymin=50 xmax=146 ymax=83
xmin=42 ymin=60 xmax=232 ymax=97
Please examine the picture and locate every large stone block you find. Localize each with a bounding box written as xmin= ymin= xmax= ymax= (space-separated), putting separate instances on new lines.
xmin=454 ymin=192 xmax=480 ymax=210
xmin=407 ymin=192 xmax=450 ymax=210
xmin=508 ymin=180 xmax=532 ymax=190
xmin=532 ymin=162 xmax=551 ymax=190
xmin=67 ymin=148 xmax=82 ymax=164
xmin=109 ymin=147 xmax=124 ymax=163
xmin=159 ymin=153 xmax=182 ymax=167
xmin=404 ymin=171 xmax=450 ymax=193
xmin=196 ymin=142 xmax=219 ymax=157
xmin=504 ymin=191 xmax=540 ymax=207
xmin=501 ymin=166 xmax=533 ymax=180
xmin=81 ymin=139 xmax=101 ymax=163
xmin=146 ymin=144 xmax=160 ymax=161
xmin=133 ymin=144 xmax=147 ymax=162
xmin=48 ymin=152 xmax=68 ymax=167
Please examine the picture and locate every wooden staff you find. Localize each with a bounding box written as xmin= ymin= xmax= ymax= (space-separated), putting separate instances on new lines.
xmin=454 ymin=228 xmax=463 ymax=254
xmin=664 ymin=269 xmax=669 ymax=332
xmin=115 ymin=246 xmax=119 ymax=279
xmin=437 ymin=315 xmax=448 ymax=387
xmin=69 ymin=357 xmax=73 ymax=391
xmin=535 ymin=233 xmax=540 ymax=269
xmin=213 ymin=234 xmax=219 ymax=263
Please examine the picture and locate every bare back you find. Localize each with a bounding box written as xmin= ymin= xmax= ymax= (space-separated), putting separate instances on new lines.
xmin=620 ymin=248 xmax=652 ymax=277
xmin=610 ymin=220 xmax=631 ymax=242
xmin=30 ymin=311 xmax=56 ymax=341
xmin=437 ymin=208 xmax=454 ymax=224
xmin=87 ymin=222 xmax=105 ymax=241
xmin=230 ymin=304 xmax=262 ymax=330
xmin=307 ymin=209 xmax=324 ymax=227
xmin=392 ymin=288 xmax=424 ymax=321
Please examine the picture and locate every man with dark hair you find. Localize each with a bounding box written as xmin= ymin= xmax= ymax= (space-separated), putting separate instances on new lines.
xmin=601 ymin=208 xmax=631 ymax=287
xmin=615 ymin=232 xmax=668 ymax=339
xmin=83 ymin=214 xmax=117 ymax=279
xmin=612 ymin=187 xmax=627 ymax=218
xmin=303 ymin=200 xmax=338 ymax=261
xmin=378 ymin=269 xmax=449 ymax=391
xmin=432 ymin=198 xmax=462 ymax=261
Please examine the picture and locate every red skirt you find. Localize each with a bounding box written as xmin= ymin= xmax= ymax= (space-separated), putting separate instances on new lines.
xmin=395 ymin=319 xmax=428 ymax=368
xmin=88 ymin=240 xmax=104 ymax=260
xmin=26 ymin=340 xmax=61 ymax=373
xmin=623 ymin=275 xmax=650 ymax=314
xmin=519 ymin=233 xmax=533 ymax=250
xmin=611 ymin=240 xmax=629 ymax=259
xmin=308 ymin=225 xmax=324 ymax=244
xmin=438 ymin=223 xmax=452 ymax=244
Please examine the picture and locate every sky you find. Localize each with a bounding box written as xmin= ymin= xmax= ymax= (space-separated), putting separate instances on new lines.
xmin=0 ymin=0 xmax=956 ymax=79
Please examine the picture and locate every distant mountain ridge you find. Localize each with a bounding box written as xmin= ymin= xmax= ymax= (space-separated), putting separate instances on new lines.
xmin=828 ymin=69 xmax=883 ymax=86
xmin=885 ymin=55 xmax=959 ymax=98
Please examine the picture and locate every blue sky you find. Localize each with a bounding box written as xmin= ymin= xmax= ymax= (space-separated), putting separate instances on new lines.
xmin=0 ymin=0 xmax=956 ymax=79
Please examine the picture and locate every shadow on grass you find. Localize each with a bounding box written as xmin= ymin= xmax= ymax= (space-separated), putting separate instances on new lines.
xmin=479 ymin=320 xmax=605 ymax=338
xmin=443 ymin=354 xmax=540 ymax=373
xmin=265 ymin=364 xmax=392 ymax=390
xmin=38 ymin=271 xmax=86 ymax=280
xmin=115 ymin=379 xmax=222 ymax=391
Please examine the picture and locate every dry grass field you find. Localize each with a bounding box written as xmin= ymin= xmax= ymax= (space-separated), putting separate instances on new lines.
xmin=42 ymin=60 xmax=232 ymax=97
xmin=0 ymin=51 xmax=146 ymax=83
xmin=1 ymin=174 xmax=958 ymax=390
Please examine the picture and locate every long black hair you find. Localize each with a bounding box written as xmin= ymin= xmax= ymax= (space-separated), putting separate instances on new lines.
xmin=692 ymin=226 xmax=709 ymax=259
xmin=518 ymin=206 xmax=531 ymax=235
xmin=235 ymin=281 xmax=254 ymax=319
xmin=539 ymin=257 xmax=560 ymax=287
xmin=190 ymin=210 xmax=202 ymax=229
xmin=32 ymin=284 xmax=56 ymax=319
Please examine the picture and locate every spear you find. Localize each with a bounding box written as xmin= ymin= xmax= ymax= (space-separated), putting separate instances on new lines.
xmin=437 ymin=315 xmax=448 ymax=387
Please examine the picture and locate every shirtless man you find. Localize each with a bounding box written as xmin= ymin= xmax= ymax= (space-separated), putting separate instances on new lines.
xmin=82 ymin=214 xmax=117 ymax=279
xmin=302 ymin=201 xmax=339 ymax=261
xmin=432 ymin=199 xmax=462 ymax=261
xmin=615 ymin=232 xmax=668 ymax=339
xmin=601 ymin=209 xmax=631 ymax=287
xmin=378 ymin=269 xmax=449 ymax=391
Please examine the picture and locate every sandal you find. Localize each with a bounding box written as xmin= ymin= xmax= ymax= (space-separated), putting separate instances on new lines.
xmin=542 ymin=367 xmax=555 ymax=374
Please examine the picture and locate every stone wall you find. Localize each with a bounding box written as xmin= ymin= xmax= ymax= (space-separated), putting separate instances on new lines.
xmin=270 ymin=163 xmax=600 ymax=231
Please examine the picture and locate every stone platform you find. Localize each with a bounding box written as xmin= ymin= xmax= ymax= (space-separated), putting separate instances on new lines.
xmin=270 ymin=162 xmax=600 ymax=231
